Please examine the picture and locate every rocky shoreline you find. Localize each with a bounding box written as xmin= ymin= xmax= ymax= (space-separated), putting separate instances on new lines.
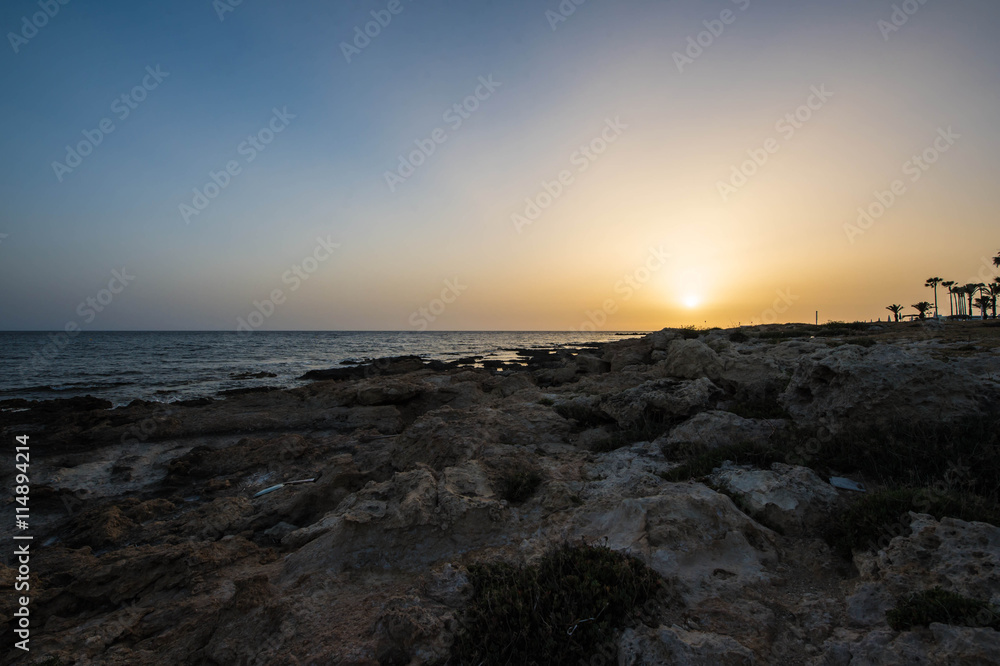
xmin=2 ymin=322 xmax=1000 ymax=665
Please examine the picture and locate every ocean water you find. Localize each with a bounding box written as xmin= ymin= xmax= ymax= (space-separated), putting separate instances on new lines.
xmin=0 ymin=331 xmax=645 ymax=406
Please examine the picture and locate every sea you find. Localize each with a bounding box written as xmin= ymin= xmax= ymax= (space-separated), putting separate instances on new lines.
xmin=0 ymin=331 xmax=645 ymax=407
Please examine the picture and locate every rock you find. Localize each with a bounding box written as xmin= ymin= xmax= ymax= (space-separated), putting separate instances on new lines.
xmin=780 ymin=344 xmax=1000 ymax=432
xmin=575 ymin=353 xmax=611 ymax=374
xmin=855 ymin=513 xmax=1000 ymax=607
xmin=375 ymin=597 xmax=455 ymax=666
xmin=660 ymin=410 xmax=782 ymax=455
xmin=351 ymin=376 xmax=429 ymax=406
xmin=392 ymin=403 xmax=570 ymax=471
xmin=619 ymin=625 xmax=756 ymax=665
xmin=262 ymin=521 xmax=299 ymax=543
xmin=817 ymin=624 xmax=1000 ymax=665
xmin=576 ymin=425 xmax=617 ymax=450
xmin=603 ymin=337 xmax=653 ymax=372
xmin=582 ymin=441 xmax=672 ymax=500
xmin=845 ymin=582 xmax=896 ymax=628
xmin=564 ymin=483 xmax=777 ymax=605
xmin=709 ymin=463 xmax=841 ymax=535
xmin=600 ymin=378 xmax=722 ymax=431
xmin=300 ymin=355 xmax=427 ymax=381
xmin=660 ymin=339 xmax=724 ymax=382
xmin=651 ymin=329 xmax=680 ymax=351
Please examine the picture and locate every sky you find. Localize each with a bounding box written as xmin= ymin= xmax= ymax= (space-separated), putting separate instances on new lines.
xmin=1 ymin=0 xmax=999 ymax=331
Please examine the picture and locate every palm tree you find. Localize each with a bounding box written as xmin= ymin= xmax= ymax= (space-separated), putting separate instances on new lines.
xmin=886 ymin=304 xmax=904 ymax=322
xmin=925 ymin=277 xmax=943 ymax=318
xmin=963 ymin=284 xmax=979 ymax=318
xmin=941 ymin=280 xmax=956 ymax=318
xmin=993 ymin=251 xmax=1000 ymax=269
xmin=992 ymin=279 xmax=1000 ymax=319
xmin=912 ymin=302 xmax=932 ymax=320
xmin=974 ymin=296 xmax=991 ymax=320
xmin=949 ymin=285 xmax=964 ymax=316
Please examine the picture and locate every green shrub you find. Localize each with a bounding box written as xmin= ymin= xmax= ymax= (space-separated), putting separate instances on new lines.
xmin=807 ymin=418 xmax=1000 ymax=498
xmin=679 ymin=325 xmax=701 ymax=340
xmin=887 ymin=588 xmax=1000 ymax=631
xmin=826 ymin=488 xmax=1000 ymax=558
xmin=451 ymin=544 xmax=667 ymax=665
xmin=498 ymin=470 xmax=544 ymax=504
xmin=728 ymin=330 xmax=749 ymax=343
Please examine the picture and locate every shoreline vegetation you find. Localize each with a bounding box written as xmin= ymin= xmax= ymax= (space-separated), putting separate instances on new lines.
xmin=2 ymin=320 xmax=1000 ymax=663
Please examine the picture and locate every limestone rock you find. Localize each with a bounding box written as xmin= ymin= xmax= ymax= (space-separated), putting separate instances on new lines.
xmin=709 ymin=463 xmax=841 ymax=535
xmin=660 ymin=410 xmax=783 ymax=455
xmin=780 ymin=344 xmax=1000 ymax=431
xmin=619 ymin=625 xmax=756 ymax=665
xmin=599 ymin=377 xmax=722 ymax=431
xmin=660 ymin=339 xmax=724 ymax=382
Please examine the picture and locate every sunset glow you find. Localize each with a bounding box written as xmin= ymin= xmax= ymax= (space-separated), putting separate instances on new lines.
xmin=1 ymin=2 xmax=999 ymax=331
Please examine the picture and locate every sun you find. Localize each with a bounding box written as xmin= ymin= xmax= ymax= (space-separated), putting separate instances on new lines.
xmin=682 ymin=294 xmax=701 ymax=309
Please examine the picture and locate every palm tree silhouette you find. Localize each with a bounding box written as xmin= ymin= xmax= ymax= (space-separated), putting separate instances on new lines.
xmin=912 ymin=302 xmax=932 ymax=320
xmin=941 ymin=280 xmax=956 ymax=318
xmin=974 ymin=296 xmax=991 ymax=320
xmin=988 ymin=281 xmax=1000 ymax=319
xmin=962 ymin=284 xmax=979 ymax=318
xmin=993 ymin=251 xmax=1000 ymax=269
xmin=886 ymin=304 xmax=904 ymax=322
xmin=925 ymin=277 xmax=943 ymax=318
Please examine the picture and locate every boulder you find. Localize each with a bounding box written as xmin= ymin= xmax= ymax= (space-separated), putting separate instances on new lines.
xmin=660 ymin=339 xmax=724 ymax=382
xmin=660 ymin=410 xmax=782 ymax=455
xmin=855 ymin=513 xmax=1000 ymax=607
xmin=600 ymin=378 xmax=722 ymax=431
xmin=779 ymin=344 xmax=1000 ymax=431
xmin=709 ymin=463 xmax=841 ymax=535
xmin=817 ymin=624 xmax=1000 ymax=665
xmin=564 ymin=483 xmax=777 ymax=604
xmin=619 ymin=625 xmax=756 ymax=665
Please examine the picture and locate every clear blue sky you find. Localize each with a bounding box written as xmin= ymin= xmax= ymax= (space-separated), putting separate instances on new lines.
xmin=2 ymin=0 xmax=999 ymax=330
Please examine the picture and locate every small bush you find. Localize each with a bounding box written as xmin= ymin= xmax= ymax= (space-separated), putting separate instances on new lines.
xmin=887 ymin=588 xmax=1000 ymax=631
xmin=538 ymin=397 xmax=555 ymax=406
xmin=679 ymin=325 xmax=701 ymax=340
xmin=808 ymin=418 xmax=1000 ymax=498
xmin=728 ymin=330 xmax=749 ymax=343
xmin=451 ymin=543 xmax=667 ymax=665
xmin=826 ymin=488 xmax=1000 ymax=558
xmin=499 ymin=470 xmax=543 ymax=504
